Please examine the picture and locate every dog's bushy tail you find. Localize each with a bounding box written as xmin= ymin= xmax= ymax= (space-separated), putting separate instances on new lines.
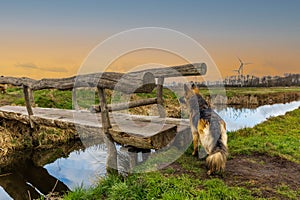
xmin=206 ymin=143 xmax=228 ymax=175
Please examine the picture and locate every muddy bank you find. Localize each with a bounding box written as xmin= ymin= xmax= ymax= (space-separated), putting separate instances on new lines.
xmin=0 ymin=118 xmax=79 ymax=158
xmin=209 ymin=92 xmax=300 ymax=107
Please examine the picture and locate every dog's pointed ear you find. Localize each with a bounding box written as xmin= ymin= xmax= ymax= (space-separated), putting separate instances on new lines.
xmin=191 ymin=83 xmax=200 ymax=94
xmin=191 ymin=83 xmax=196 ymax=89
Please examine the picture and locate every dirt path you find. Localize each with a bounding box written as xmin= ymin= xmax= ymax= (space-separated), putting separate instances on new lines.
xmin=168 ymin=153 xmax=300 ymax=199
xmin=224 ymin=153 xmax=300 ymax=199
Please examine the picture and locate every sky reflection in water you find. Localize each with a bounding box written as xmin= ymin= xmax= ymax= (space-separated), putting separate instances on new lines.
xmin=216 ymin=101 xmax=300 ymax=132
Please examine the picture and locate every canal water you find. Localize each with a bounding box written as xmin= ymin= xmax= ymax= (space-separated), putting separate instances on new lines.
xmin=0 ymin=101 xmax=299 ymax=199
xmin=216 ymin=101 xmax=300 ymax=132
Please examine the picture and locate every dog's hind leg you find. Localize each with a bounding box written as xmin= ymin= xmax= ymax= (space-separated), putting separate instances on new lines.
xmin=192 ymin=131 xmax=199 ymax=156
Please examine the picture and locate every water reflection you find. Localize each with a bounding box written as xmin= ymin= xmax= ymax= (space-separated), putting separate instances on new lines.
xmin=45 ymin=144 xmax=107 ymax=189
xmin=0 ymin=186 xmax=11 ymax=200
xmin=0 ymin=141 xmax=83 ymax=200
xmin=0 ymin=159 xmax=69 ymax=200
xmin=215 ymin=101 xmax=300 ymax=132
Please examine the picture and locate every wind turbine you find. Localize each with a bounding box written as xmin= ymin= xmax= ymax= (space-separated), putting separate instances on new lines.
xmin=233 ymin=57 xmax=252 ymax=86
xmin=232 ymin=68 xmax=241 ymax=76
xmin=237 ymin=57 xmax=252 ymax=77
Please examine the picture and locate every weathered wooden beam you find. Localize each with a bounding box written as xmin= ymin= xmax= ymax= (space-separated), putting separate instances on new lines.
xmin=0 ymin=72 xmax=156 ymax=94
xmin=28 ymin=87 xmax=35 ymax=107
xmin=111 ymin=97 xmax=157 ymax=111
xmin=110 ymin=123 xmax=177 ymax=150
xmin=90 ymin=98 xmax=158 ymax=113
xmin=0 ymin=63 xmax=206 ymax=93
xmin=98 ymin=87 xmax=111 ymax=130
xmin=0 ymin=77 xmax=35 ymax=87
xmin=130 ymin=63 xmax=207 ymax=78
xmin=22 ymin=85 xmax=33 ymax=116
xmin=156 ymin=77 xmax=165 ymax=118
xmin=72 ymin=89 xmax=79 ymax=110
xmin=23 ymin=85 xmax=34 ymax=128
xmin=98 ymin=87 xmax=118 ymax=175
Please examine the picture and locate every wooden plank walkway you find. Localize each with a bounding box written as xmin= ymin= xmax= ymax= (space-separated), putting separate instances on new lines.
xmin=0 ymin=106 xmax=190 ymax=150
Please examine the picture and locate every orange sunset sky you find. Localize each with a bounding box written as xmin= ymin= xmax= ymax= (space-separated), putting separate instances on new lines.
xmin=1 ymin=1 xmax=299 ymax=80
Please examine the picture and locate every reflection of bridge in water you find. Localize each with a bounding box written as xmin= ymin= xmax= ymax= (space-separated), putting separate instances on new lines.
xmin=0 ymin=141 xmax=84 ymax=200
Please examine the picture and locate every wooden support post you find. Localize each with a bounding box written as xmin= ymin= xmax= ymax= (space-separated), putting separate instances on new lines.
xmin=119 ymin=147 xmax=137 ymax=173
xmin=72 ymin=89 xmax=79 ymax=110
xmin=23 ymin=85 xmax=34 ymax=128
xmin=98 ymin=87 xmax=118 ymax=175
xmin=28 ymin=87 xmax=35 ymax=107
xmin=156 ymin=77 xmax=165 ymax=118
xmin=126 ymin=147 xmax=138 ymax=171
xmin=141 ymin=149 xmax=151 ymax=161
xmin=128 ymin=151 xmax=138 ymax=170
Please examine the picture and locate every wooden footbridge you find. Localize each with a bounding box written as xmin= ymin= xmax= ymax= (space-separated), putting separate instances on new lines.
xmin=0 ymin=63 xmax=206 ymax=174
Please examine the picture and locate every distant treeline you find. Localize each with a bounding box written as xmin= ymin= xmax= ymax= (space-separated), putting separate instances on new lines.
xmin=224 ymin=73 xmax=300 ymax=87
xmin=167 ymin=74 xmax=300 ymax=87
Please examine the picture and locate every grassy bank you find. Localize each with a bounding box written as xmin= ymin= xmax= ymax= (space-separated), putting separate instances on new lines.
xmin=223 ymin=86 xmax=300 ymax=98
xmin=229 ymin=108 xmax=300 ymax=164
xmin=1 ymin=86 xmax=299 ymax=109
xmin=0 ymin=87 xmax=73 ymax=109
xmin=61 ymin=108 xmax=300 ymax=199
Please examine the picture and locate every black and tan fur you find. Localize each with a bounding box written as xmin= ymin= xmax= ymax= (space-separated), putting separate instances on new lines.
xmin=180 ymin=84 xmax=228 ymax=175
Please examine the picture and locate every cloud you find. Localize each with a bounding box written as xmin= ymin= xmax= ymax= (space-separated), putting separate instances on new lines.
xmin=15 ymin=62 xmax=68 ymax=73
xmin=15 ymin=63 xmax=39 ymax=69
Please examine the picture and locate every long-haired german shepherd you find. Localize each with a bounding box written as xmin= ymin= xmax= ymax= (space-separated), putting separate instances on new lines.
xmin=180 ymin=83 xmax=228 ymax=175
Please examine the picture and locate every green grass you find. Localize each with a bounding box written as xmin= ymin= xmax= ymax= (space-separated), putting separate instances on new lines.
xmin=63 ymin=173 xmax=253 ymax=200
xmin=228 ymin=108 xmax=300 ymax=163
xmin=174 ymin=86 xmax=300 ymax=98
xmin=1 ymin=86 xmax=299 ymax=110
xmin=34 ymin=89 xmax=73 ymax=109
xmin=223 ymin=86 xmax=300 ymax=98
xmin=0 ymin=87 xmax=74 ymax=109
xmin=276 ymin=184 xmax=300 ymax=200
xmin=1 ymin=87 xmax=100 ymax=109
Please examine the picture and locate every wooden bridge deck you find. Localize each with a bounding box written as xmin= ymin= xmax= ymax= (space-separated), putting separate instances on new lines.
xmin=0 ymin=106 xmax=190 ymax=150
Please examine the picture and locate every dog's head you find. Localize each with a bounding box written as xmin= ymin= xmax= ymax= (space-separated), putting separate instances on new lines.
xmin=179 ymin=83 xmax=200 ymax=105
xmin=179 ymin=83 xmax=209 ymax=111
